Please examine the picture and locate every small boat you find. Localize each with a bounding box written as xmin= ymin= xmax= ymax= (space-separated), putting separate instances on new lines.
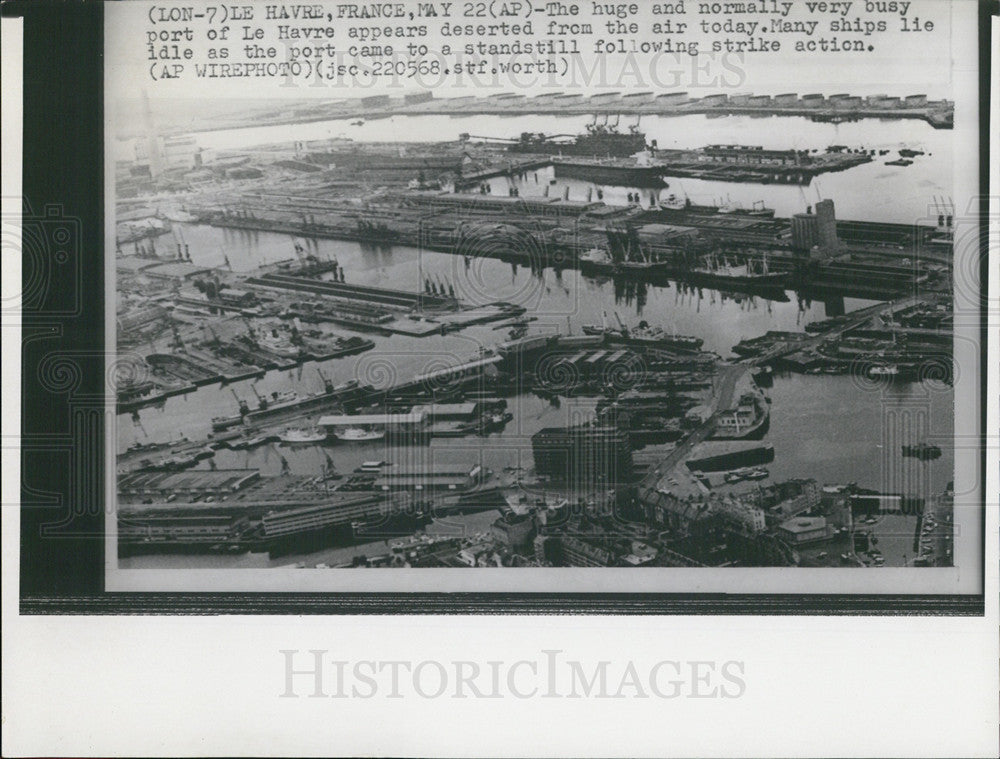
xmin=867 ymin=364 xmax=899 ymax=378
xmin=356 ymin=460 xmax=390 ymax=472
xmin=334 ymin=427 xmax=386 ymax=442
xmin=279 ymin=427 xmax=327 ymax=444
xmin=231 ymin=435 xmax=270 ymax=451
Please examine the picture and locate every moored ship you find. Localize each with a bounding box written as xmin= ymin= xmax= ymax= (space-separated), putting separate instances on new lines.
xmin=279 ymin=427 xmax=328 ymax=444
xmin=577 ymin=247 xmax=675 ymax=277
xmin=552 ymin=158 xmax=667 ymax=187
xmin=508 ymin=116 xmax=648 ymax=158
xmin=582 ymin=313 xmax=704 ymax=352
xmin=681 ymin=253 xmax=788 ymax=296
xmin=334 ymin=426 xmax=386 ymax=442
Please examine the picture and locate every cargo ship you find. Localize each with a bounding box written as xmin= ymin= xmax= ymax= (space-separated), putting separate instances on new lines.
xmin=578 ymin=225 xmax=679 ymax=277
xmin=210 ymin=377 xmax=367 ymax=431
xmin=507 ymin=117 xmax=648 ymax=158
xmin=577 ymin=247 xmax=675 ymax=277
xmin=659 ymin=194 xmax=775 ymax=218
xmin=552 ymin=157 xmax=667 ymax=187
xmin=680 ymin=253 xmax=788 ymax=297
xmin=582 ymin=312 xmax=704 ymax=352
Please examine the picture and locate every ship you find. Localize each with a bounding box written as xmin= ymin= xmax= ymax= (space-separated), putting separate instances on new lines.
xmin=718 ymin=199 xmax=776 ymax=218
xmin=724 ymin=466 xmax=770 ymax=483
xmin=229 ymin=434 xmax=274 ymax=451
xmin=552 ymin=156 xmax=667 ymax=187
xmin=508 ymin=116 xmax=648 ymax=158
xmin=577 ymin=247 xmax=674 ymax=277
xmin=685 ymin=441 xmax=775 ymax=473
xmin=659 ymin=194 xmax=775 ymax=218
xmin=582 ymin=312 xmax=704 ymax=352
xmin=244 ymin=378 xmax=366 ymax=424
xmin=681 ymin=252 xmax=789 ymax=297
xmin=578 ymin=225 xmax=678 ymax=277
xmin=279 ymin=427 xmax=328 ymax=444
xmin=334 ymin=426 xmax=386 ymax=442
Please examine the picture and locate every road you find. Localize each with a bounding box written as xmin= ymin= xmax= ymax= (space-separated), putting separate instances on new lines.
xmin=638 ymin=364 xmax=746 ymax=499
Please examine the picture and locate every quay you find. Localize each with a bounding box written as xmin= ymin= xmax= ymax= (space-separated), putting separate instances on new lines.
xmin=191 ymin=191 xmax=951 ymax=301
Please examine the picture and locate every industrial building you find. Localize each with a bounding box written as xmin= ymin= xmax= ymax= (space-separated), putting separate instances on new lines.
xmin=532 ymin=425 xmax=634 ymax=485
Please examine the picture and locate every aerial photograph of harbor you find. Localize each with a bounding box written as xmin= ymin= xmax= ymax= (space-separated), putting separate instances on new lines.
xmin=113 ymin=90 xmax=957 ymax=573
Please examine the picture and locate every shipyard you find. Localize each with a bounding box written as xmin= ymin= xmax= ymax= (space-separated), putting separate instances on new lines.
xmin=112 ymin=93 xmax=955 ymax=571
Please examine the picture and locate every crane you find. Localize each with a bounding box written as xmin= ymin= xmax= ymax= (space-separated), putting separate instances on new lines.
xmin=170 ymin=322 xmax=184 ymax=351
xmin=229 ymin=388 xmax=250 ymax=416
xmin=249 ymin=383 xmax=268 ymax=410
xmin=240 ymin=316 xmax=257 ymax=345
xmin=316 ymin=366 xmax=334 ymax=394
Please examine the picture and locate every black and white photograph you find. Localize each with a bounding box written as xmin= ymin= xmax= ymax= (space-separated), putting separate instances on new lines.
xmin=105 ymin=0 xmax=981 ymax=594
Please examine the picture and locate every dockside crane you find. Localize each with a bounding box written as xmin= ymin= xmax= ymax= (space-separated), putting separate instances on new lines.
xmin=316 ymin=366 xmax=334 ymax=395
xmin=249 ymin=383 xmax=268 ymax=410
xmin=240 ymin=316 xmax=258 ymax=348
xmin=229 ymin=388 xmax=250 ymax=417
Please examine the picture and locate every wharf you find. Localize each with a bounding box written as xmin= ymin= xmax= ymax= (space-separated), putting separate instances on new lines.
xmin=247 ymin=272 xmax=456 ymax=311
xmin=454 ymin=157 xmax=553 ymax=189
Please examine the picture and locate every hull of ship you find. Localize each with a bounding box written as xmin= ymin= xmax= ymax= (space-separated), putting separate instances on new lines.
xmin=686 ymin=443 xmax=775 ymax=473
xmin=581 ymin=326 xmax=703 ymax=352
xmin=553 ymin=162 xmax=667 ymax=187
xmin=280 ymin=435 xmax=328 ymax=445
xmin=579 ymin=258 xmax=676 ymax=278
xmin=679 ymin=269 xmax=789 ymax=298
xmin=333 ymin=430 xmax=387 ymax=443
xmin=244 ymin=385 xmax=368 ymax=425
xmin=710 ymin=411 xmax=771 ymax=441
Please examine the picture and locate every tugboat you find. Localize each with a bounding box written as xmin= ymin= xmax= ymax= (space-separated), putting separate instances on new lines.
xmin=582 ymin=311 xmax=704 ymax=352
xmin=278 ymin=427 xmax=328 ymax=444
xmin=902 ymin=442 xmax=942 ymax=460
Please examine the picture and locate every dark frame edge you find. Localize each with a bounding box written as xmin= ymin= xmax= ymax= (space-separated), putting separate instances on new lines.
xmin=20 ymin=593 xmax=986 ymax=616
